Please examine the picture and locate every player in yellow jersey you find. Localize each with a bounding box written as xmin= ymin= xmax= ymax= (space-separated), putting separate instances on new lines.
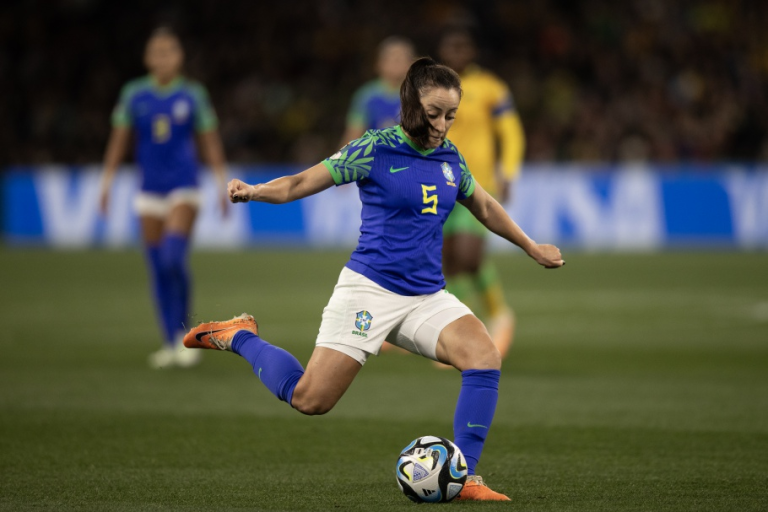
xmin=439 ymin=27 xmax=525 ymax=360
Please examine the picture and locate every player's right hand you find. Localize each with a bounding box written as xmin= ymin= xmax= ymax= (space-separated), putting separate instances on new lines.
xmin=227 ymin=179 xmax=254 ymax=203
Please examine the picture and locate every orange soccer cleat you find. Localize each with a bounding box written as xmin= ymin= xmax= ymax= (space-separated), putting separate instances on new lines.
xmin=183 ymin=313 xmax=258 ymax=351
xmin=455 ymin=475 xmax=511 ymax=502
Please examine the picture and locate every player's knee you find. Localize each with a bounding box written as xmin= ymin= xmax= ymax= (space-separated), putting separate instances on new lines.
xmin=292 ymin=396 xmax=333 ymax=416
xmin=454 ymin=341 xmax=502 ymax=371
xmin=481 ymin=345 xmax=503 ymax=370
xmin=290 ymin=386 xmax=335 ymax=416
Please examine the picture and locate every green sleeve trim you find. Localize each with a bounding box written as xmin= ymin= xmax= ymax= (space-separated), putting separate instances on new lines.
xmin=111 ymin=114 xmax=131 ymax=127
xmin=190 ymin=82 xmax=219 ymax=132
xmin=322 ymin=160 xmax=344 ymax=185
xmin=111 ymin=79 xmax=144 ymax=128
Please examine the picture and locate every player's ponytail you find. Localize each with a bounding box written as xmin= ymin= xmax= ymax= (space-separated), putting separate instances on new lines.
xmin=399 ymin=57 xmax=462 ymax=150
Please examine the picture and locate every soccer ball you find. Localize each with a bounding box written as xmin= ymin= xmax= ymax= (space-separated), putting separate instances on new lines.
xmin=395 ymin=435 xmax=467 ymax=503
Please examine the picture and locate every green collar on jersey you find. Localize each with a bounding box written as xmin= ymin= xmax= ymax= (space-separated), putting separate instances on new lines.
xmin=149 ymin=75 xmax=184 ymax=95
xmin=396 ymin=125 xmax=440 ymax=156
xmin=375 ymin=78 xmax=401 ymax=96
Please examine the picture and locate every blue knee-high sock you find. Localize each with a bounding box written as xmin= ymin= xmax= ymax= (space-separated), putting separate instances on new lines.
xmin=146 ymin=245 xmax=175 ymax=345
xmin=160 ymin=234 xmax=191 ymax=339
xmin=231 ymin=331 xmax=304 ymax=405
xmin=453 ymin=369 xmax=501 ymax=476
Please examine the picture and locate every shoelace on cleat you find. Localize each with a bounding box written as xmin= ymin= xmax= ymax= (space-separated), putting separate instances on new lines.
xmin=466 ymin=475 xmax=486 ymax=486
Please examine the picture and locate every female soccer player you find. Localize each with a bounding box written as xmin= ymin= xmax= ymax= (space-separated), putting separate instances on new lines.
xmin=100 ymin=27 xmax=229 ymax=369
xmin=185 ymin=58 xmax=563 ymax=501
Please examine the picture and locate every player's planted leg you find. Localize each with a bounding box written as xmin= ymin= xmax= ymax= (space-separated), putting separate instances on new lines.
xmin=160 ymin=232 xmax=200 ymax=367
xmin=436 ymin=315 xmax=510 ymax=501
xmin=146 ymin=244 xmax=180 ymax=369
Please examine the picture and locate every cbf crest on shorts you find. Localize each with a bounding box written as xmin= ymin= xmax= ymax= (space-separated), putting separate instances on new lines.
xmin=441 ymin=162 xmax=456 ymax=187
xmin=352 ymin=310 xmax=373 ymax=338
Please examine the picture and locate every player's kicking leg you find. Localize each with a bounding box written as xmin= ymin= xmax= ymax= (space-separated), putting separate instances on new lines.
xmin=184 ymin=314 xmax=361 ymax=414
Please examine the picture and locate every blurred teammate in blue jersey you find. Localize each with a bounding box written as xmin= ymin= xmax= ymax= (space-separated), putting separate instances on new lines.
xmin=182 ymin=58 xmax=564 ymax=500
xmin=100 ymin=28 xmax=229 ymax=369
xmin=342 ymin=36 xmax=415 ymax=354
xmin=340 ymin=36 xmax=415 ymax=144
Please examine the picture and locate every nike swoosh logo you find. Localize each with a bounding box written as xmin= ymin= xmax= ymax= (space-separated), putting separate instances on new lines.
xmin=467 ymin=422 xmax=488 ymax=429
xmin=195 ymin=328 xmax=227 ymax=342
xmin=389 ymin=166 xmax=409 ymax=173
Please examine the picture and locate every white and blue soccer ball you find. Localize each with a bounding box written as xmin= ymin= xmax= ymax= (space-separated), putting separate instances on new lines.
xmin=395 ymin=435 xmax=467 ymax=503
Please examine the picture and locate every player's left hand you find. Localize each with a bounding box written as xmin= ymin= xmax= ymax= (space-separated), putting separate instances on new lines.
xmin=529 ymin=243 xmax=565 ymax=269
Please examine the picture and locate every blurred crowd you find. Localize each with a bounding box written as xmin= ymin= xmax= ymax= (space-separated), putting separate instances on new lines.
xmin=2 ymin=0 xmax=767 ymax=166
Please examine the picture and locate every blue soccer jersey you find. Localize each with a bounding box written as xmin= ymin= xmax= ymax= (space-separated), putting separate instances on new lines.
xmin=346 ymin=79 xmax=401 ymax=131
xmin=112 ymin=76 xmax=218 ymax=193
xmin=322 ymin=125 xmax=476 ymax=296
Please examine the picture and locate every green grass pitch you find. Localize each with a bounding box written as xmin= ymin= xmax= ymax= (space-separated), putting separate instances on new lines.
xmin=0 ymin=249 xmax=766 ymax=511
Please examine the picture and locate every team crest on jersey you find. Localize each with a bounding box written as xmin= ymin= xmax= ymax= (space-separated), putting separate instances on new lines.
xmin=441 ymin=162 xmax=456 ymax=187
xmin=352 ymin=310 xmax=373 ymax=337
xmin=172 ymin=99 xmax=190 ymax=122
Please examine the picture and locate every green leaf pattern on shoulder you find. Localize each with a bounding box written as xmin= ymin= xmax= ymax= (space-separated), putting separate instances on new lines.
xmin=370 ymin=126 xmax=402 ymax=148
xmin=326 ymin=136 xmax=375 ymax=184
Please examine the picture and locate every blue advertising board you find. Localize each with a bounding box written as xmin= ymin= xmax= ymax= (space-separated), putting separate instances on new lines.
xmin=2 ymin=164 xmax=767 ymax=250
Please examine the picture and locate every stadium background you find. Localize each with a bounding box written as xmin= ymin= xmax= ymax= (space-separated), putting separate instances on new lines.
xmin=1 ymin=1 xmax=766 ymax=511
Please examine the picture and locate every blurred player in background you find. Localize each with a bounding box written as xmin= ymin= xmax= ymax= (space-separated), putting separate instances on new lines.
xmin=438 ymin=27 xmax=525 ymax=360
xmin=100 ymin=27 xmax=229 ymax=369
xmin=341 ymin=36 xmax=416 ymax=144
xmin=342 ymin=36 xmax=415 ymax=353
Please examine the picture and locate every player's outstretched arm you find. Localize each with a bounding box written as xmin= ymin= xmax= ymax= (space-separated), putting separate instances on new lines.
xmin=99 ymin=125 xmax=131 ymax=215
xmin=228 ymin=163 xmax=335 ymax=205
xmin=459 ymin=182 xmax=565 ymax=268
xmin=197 ymin=130 xmax=229 ymax=214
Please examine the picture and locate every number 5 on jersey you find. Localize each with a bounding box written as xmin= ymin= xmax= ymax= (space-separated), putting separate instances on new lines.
xmin=421 ymin=184 xmax=438 ymax=214
xmin=152 ymin=114 xmax=171 ymax=144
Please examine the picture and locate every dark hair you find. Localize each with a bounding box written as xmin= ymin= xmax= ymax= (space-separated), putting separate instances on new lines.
xmin=377 ymin=35 xmax=415 ymax=58
xmin=399 ymin=57 xmax=462 ymax=149
xmin=438 ymin=25 xmax=476 ymax=47
xmin=147 ymin=26 xmax=181 ymax=44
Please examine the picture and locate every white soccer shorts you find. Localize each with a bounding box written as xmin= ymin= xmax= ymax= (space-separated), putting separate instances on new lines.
xmin=134 ymin=187 xmax=201 ymax=218
xmin=315 ymin=267 xmax=473 ymax=365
